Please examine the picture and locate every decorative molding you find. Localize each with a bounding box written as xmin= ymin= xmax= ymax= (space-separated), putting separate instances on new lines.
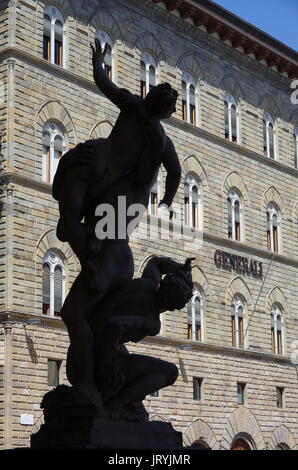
xmin=167 ymin=117 xmax=298 ymax=179
xmin=0 ymin=171 xmax=53 ymax=194
xmin=141 ymin=333 xmax=292 ymax=364
xmin=148 ymin=0 xmax=298 ymax=79
xmin=0 ymin=310 xmax=66 ymax=330
xmin=118 ymin=0 xmax=294 ymax=91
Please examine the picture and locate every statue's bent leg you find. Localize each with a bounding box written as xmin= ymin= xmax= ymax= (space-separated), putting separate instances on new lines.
xmin=61 ymin=241 xmax=134 ymax=390
xmin=105 ymin=354 xmax=178 ymax=408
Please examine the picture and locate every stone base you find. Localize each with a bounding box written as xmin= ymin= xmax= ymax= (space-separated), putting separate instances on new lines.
xmin=31 ymin=417 xmax=182 ymax=450
xmin=30 ymin=386 xmax=182 ymax=450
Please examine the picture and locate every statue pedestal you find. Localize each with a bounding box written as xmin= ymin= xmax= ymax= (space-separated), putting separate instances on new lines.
xmin=30 ymin=386 xmax=182 ymax=450
xmin=31 ymin=417 xmax=182 ymax=450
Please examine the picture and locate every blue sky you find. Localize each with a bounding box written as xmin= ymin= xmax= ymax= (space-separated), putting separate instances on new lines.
xmin=213 ymin=0 xmax=298 ymax=51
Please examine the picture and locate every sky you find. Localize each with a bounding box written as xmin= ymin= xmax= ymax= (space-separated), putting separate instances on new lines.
xmin=212 ymin=0 xmax=298 ymax=51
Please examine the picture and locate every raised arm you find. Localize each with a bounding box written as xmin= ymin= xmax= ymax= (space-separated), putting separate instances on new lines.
xmin=159 ymin=136 xmax=181 ymax=216
xmin=91 ymin=39 xmax=136 ymax=109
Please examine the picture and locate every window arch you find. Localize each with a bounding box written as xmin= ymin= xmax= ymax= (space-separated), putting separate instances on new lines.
xmin=224 ymin=94 xmax=239 ymax=143
xmin=182 ymin=72 xmax=198 ymax=125
xmin=140 ymin=52 xmax=158 ymax=98
xmin=42 ymin=121 xmax=66 ymax=183
xmin=231 ymin=295 xmax=246 ymax=348
xmin=184 ymin=174 xmax=201 ymax=229
xmin=271 ymin=304 xmax=284 ymax=355
xmin=263 ymin=112 xmax=276 ymax=159
xmin=227 ymin=189 xmax=242 ymax=241
xmin=42 ymin=250 xmax=65 ymax=316
xmin=43 ymin=6 xmax=65 ymax=67
xmin=187 ymin=286 xmax=204 ymax=342
xmin=293 ymin=127 xmax=298 ymax=169
xmin=266 ymin=203 xmax=280 ymax=253
xmin=95 ymin=30 xmax=115 ymax=81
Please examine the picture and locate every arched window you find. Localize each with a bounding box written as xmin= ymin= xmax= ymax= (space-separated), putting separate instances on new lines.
xmin=227 ymin=189 xmax=242 ymax=241
xmin=231 ymin=295 xmax=245 ymax=348
xmin=95 ymin=30 xmax=114 ymax=80
xmin=184 ymin=174 xmax=200 ymax=229
xmin=187 ymin=287 xmax=203 ymax=342
xmin=43 ymin=6 xmax=65 ymax=67
xmin=140 ymin=53 xmax=157 ymax=98
xmin=224 ymin=94 xmax=239 ymax=143
xmin=42 ymin=250 xmax=65 ymax=316
xmin=231 ymin=438 xmax=252 ymax=450
xmin=293 ymin=127 xmax=298 ymax=169
xmin=271 ymin=304 xmax=284 ymax=355
xmin=267 ymin=203 xmax=280 ymax=253
xmin=263 ymin=112 xmax=276 ymax=159
xmin=148 ymin=173 xmax=161 ymax=216
xmin=182 ymin=72 xmax=198 ymax=125
xmin=42 ymin=122 xmax=66 ymax=183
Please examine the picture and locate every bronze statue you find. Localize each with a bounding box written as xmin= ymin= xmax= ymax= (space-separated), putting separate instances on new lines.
xmin=51 ymin=40 xmax=183 ymax=404
xmin=32 ymin=40 xmax=195 ymax=449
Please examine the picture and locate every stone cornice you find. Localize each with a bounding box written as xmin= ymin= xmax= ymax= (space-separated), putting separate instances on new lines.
xmin=168 ymin=117 xmax=298 ymax=179
xmin=0 ymin=47 xmax=99 ymax=94
xmin=151 ymin=0 xmax=298 ymax=79
xmin=142 ymin=334 xmax=293 ymax=365
xmin=0 ymin=310 xmax=66 ymax=330
xmin=1 ymin=171 xmax=53 ymax=195
xmin=118 ymin=0 xmax=294 ymax=91
xmin=0 ymin=310 xmax=292 ymax=365
xmin=189 ymin=0 xmax=297 ymax=64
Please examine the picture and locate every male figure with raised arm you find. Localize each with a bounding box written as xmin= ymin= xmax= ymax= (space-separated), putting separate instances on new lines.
xmin=53 ymin=39 xmax=181 ymax=280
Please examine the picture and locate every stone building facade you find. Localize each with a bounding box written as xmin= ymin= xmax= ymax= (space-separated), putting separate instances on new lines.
xmin=0 ymin=0 xmax=298 ymax=450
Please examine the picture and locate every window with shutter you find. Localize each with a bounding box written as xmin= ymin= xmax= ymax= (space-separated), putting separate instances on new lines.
xmin=43 ymin=6 xmax=65 ymax=67
xmin=187 ymin=287 xmax=203 ymax=342
xmin=140 ymin=53 xmax=158 ymax=97
xmin=182 ymin=81 xmax=187 ymax=121
xmin=267 ymin=203 xmax=280 ymax=253
xmin=42 ymin=264 xmax=51 ymax=315
xmin=263 ymin=112 xmax=276 ymax=159
xmin=271 ymin=305 xmax=284 ymax=355
xmin=232 ymin=295 xmax=245 ymax=348
xmin=43 ymin=15 xmax=51 ymax=61
xmin=181 ymin=73 xmax=198 ymax=126
xmin=54 ymin=20 xmax=63 ymax=66
xmin=224 ymin=94 xmax=239 ymax=142
xmin=141 ymin=61 xmax=146 ymax=98
xmin=184 ymin=174 xmax=201 ymax=230
xmin=42 ymin=251 xmax=65 ymax=316
xmin=227 ymin=189 xmax=242 ymax=241
xmin=42 ymin=122 xmax=66 ymax=183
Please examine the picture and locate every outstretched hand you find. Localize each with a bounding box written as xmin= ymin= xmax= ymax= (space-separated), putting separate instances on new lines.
xmin=90 ymin=38 xmax=107 ymax=68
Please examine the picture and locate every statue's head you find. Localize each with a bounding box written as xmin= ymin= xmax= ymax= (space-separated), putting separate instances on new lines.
xmin=156 ymin=265 xmax=194 ymax=312
xmin=144 ymin=83 xmax=178 ymax=119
